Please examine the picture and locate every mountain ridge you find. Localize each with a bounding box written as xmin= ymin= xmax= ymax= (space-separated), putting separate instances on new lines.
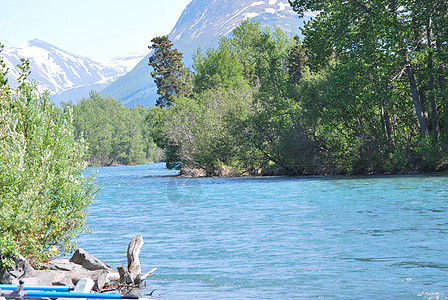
xmin=1 ymin=39 xmax=144 ymax=105
xmin=101 ymin=0 xmax=311 ymax=107
xmin=1 ymin=1 xmax=310 ymax=107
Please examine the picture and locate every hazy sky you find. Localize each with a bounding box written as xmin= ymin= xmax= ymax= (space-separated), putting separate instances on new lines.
xmin=0 ymin=0 xmax=192 ymax=59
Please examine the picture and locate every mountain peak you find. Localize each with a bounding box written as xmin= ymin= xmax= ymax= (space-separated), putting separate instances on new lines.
xmin=16 ymin=38 xmax=61 ymax=51
xmin=102 ymin=0 xmax=309 ymax=107
xmin=171 ymin=0 xmax=302 ymax=51
xmin=1 ymin=40 xmax=144 ymax=105
xmin=28 ymin=38 xmax=51 ymax=45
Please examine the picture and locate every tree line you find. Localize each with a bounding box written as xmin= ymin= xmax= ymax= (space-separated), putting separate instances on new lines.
xmin=63 ymin=93 xmax=163 ymax=167
xmin=148 ymin=0 xmax=448 ymax=176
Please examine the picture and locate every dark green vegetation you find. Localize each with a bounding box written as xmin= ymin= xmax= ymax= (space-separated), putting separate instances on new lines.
xmin=148 ymin=35 xmax=192 ymax=108
xmin=288 ymin=0 xmax=448 ymax=173
xmin=0 ymin=45 xmax=98 ymax=269
xmin=150 ymin=4 xmax=448 ymax=176
xmin=64 ymin=93 xmax=163 ymax=167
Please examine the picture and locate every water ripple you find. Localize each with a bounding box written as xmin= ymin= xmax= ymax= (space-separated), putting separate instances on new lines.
xmin=78 ymin=164 xmax=448 ymax=299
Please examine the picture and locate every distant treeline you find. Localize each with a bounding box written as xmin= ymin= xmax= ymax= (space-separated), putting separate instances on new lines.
xmin=147 ymin=3 xmax=448 ymax=176
xmin=63 ymin=93 xmax=163 ymax=167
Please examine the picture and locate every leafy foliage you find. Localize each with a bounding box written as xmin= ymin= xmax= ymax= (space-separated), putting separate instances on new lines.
xmin=0 ymin=49 xmax=98 ymax=268
xmin=287 ymin=0 xmax=448 ymax=172
xmin=149 ymin=14 xmax=448 ymax=175
xmin=66 ymin=92 xmax=163 ymax=167
xmin=150 ymin=86 xmax=256 ymax=175
xmin=192 ymin=42 xmax=247 ymax=93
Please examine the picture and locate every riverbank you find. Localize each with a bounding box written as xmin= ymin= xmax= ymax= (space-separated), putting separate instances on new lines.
xmin=0 ymin=249 xmax=119 ymax=290
xmin=178 ymin=162 xmax=448 ymax=178
xmin=0 ymin=236 xmax=155 ymax=295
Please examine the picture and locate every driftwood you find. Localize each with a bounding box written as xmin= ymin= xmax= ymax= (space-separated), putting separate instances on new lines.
xmin=117 ymin=235 xmax=157 ymax=287
xmin=128 ymin=235 xmax=143 ymax=283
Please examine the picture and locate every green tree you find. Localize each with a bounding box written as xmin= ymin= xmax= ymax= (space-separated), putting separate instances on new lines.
xmin=151 ymin=86 xmax=256 ymax=175
xmin=286 ymin=36 xmax=308 ymax=87
xmin=130 ymin=104 xmax=164 ymax=163
xmin=229 ymin=22 xmax=321 ymax=173
xmin=147 ymin=106 xmax=181 ymax=170
xmin=288 ymin=0 xmax=448 ymax=169
xmin=68 ymin=92 xmax=158 ymax=166
xmin=148 ymin=35 xmax=191 ymax=107
xmin=0 ymin=50 xmax=98 ymax=268
xmin=192 ymin=42 xmax=247 ymax=93
xmin=226 ymin=20 xmax=263 ymax=86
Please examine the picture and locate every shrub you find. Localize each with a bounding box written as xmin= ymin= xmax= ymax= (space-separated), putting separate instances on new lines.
xmin=0 ymin=49 xmax=98 ymax=269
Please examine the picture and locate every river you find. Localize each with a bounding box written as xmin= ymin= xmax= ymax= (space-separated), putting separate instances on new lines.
xmin=78 ymin=163 xmax=448 ymax=299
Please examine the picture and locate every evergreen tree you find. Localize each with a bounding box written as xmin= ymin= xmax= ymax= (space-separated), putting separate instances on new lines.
xmin=286 ymin=36 xmax=308 ymax=86
xmin=148 ymin=35 xmax=191 ymax=107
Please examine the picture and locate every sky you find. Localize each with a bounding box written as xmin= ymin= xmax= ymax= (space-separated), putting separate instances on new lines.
xmin=0 ymin=0 xmax=192 ymax=59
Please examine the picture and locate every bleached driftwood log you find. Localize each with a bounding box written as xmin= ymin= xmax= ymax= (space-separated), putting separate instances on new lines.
xmin=117 ymin=235 xmax=157 ymax=287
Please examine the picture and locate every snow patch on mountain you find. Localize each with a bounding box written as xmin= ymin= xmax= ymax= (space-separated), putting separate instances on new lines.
xmin=1 ymin=39 xmax=144 ymax=103
xmin=244 ymin=12 xmax=261 ymax=18
xmin=97 ymin=54 xmax=145 ymax=73
xmin=102 ymin=0 xmax=312 ymax=107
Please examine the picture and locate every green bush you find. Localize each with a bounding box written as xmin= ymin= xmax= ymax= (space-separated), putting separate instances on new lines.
xmin=0 ymin=52 xmax=98 ymax=269
xmin=151 ymin=87 xmax=256 ymax=175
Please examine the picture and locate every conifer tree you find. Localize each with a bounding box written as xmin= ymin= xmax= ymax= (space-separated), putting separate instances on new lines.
xmin=148 ymin=35 xmax=191 ymax=107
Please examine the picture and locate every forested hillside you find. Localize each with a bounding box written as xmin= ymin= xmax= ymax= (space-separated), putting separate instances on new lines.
xmin=148 ymin=2 xmax=448 ymax=176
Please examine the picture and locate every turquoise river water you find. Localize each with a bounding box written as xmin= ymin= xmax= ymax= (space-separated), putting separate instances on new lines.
xmin=77 ymin=163 xmax=448 ymax=299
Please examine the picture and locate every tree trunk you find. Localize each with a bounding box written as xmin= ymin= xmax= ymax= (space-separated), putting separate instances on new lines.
xmin=127 ymin=235 xmax=143 ymax=284
xmin=405 ymin=56 xmax=429 ymax=136
xmin=117 ymin=235 xmax=157 ymax=287
xmin=434 ymin=12 xmax=448 ymax=134
xmin=427 ymin=15 xmax=439 ymax=138
xmin=380 ymin=102 xmax=392 ymax=140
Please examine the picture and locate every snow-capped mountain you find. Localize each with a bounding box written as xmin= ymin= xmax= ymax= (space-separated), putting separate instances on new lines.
xmin=97 ymin=54 xmax=145 ymax=74
xmin=102 ymin=0 xmax=312 ymax=107
xmin=170 ymin=0 xmax=312 ymax=56
xmin=1 ymin=1 xmax=310 ymax=107
xmin=1 ymin=39 xmax=144 ymax=104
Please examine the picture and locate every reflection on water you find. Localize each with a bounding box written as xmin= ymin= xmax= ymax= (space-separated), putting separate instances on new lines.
xmin=166 ymin=177 xmax=202 ymax=207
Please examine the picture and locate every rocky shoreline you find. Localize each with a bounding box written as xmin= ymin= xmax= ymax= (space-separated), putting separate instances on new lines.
xmin=0 ymin=236 xmax=155 ymax=293
xmin=0 ymin=249 xmax=119 ymax=291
